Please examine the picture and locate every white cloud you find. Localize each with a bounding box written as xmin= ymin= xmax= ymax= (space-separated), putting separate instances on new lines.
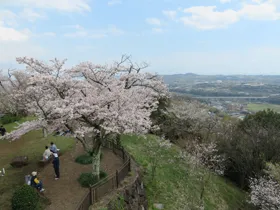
xmin=2 ymin=0 xmax=91 ymax=12
xmin=152 ymin=28 xmax=163 ymax=33
xmin=63 ymin=24 xmax=84 ymax=30
xmin=220 ymin=0 xmax=231 ymax=3
xmin=64 ymin=30 xmax=89 ymax=38
xmin=75 ymin=45 xmax=95 ymax=52
xmin=107 ymin=25 xmax=124 ymax=35
xmin=108 ymin=0 xmax=122 ymax=6
xmin=0 ymin=41 xmax=45 ymax=63
xmin=0 ymin=10 xmax=18 ymax=27
xmin=19 ymin=8 xmax=46 ymax=22
xmin=0 ymin=23 xmax=30 ymax=41
xmin=64 ymin=25 xmax=123 ymax=38
xmin=41 ymin=32 xmax=56 ymax=37
xmin=146 ymin=18 xmax=161 ymax=26
xmin=0 ymin=8 xmax=45 ymax=30
xmin=181 ymin=6 xmax=239 ymax=29
xmin=0 ymin=8 xmax=46 ymax=43
xmin=162 ymin=10 xmax=177 ymax=20
xmin=178 ymin=0 xmax=280 ymax=30
xmin=239 ymin=2 xmax=280 ymax=20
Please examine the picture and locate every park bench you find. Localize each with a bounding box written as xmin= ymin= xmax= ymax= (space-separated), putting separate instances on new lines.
xmin=10 ymin=156 xmax=28 ymax=168
xmin=37 ymin=150 xmax=61 ymax=167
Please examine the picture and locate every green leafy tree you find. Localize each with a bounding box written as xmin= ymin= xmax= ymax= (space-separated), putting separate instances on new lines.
xmin=220 ymin=109 xmax=280 ymax=188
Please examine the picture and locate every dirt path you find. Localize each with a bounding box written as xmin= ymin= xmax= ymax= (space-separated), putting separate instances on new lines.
xmin=39 ymin=143 xmax=123 ymax=210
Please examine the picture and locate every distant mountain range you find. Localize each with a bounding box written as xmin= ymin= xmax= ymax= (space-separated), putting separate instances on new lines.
xmin=161 ymin=73 xmax=280 ymax=85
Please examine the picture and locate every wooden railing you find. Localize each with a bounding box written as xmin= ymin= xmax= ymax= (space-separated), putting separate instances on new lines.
xmin=76 ymin=141 xmax=131 ymax=210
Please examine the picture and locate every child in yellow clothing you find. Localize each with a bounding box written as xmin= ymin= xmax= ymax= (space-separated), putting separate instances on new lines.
xmin=30 ymin=171 xmax=45 ymax=192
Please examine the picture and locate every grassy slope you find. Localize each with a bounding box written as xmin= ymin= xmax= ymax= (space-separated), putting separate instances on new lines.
xmin=3 ymin=116 xmax=37 ymax=133
xmin=122 ymin=135 xmax=253 ymax=210
xmin=247 ymin=103 xmax=280 ymax=113
xmin=0 ymin=119 xmax=75 ymax=210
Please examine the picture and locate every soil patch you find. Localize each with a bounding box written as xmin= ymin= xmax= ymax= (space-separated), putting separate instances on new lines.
xmin=40 ymin=142 xmax=123 ymax=210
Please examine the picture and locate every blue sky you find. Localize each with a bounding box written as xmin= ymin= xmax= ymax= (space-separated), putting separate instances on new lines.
xmin=1 ymin=0 xmax=280 ymax=75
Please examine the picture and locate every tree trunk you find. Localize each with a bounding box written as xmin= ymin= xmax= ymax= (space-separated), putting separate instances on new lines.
xmin=92 ymin=145 xmax=102 ymax=179
xmin=116 ymin=133 xmax=121 ymax=146
xmin=43 ymin=127 xmax=48 ymax=138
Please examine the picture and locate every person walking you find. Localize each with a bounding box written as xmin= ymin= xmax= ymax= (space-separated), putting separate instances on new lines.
xmin=52 ymin=153 xmax=60 ymax=180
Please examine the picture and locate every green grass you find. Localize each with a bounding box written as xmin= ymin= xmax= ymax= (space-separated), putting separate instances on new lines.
xmin=3 ymin=116 xmax=37 ymax=133
xmin=247 ymin=103 xmax=280 ymax=113
xmin=121 ymin=135 xmax=254 ymax=210
xmin=0 ymin=121 xmax=75 ymax=210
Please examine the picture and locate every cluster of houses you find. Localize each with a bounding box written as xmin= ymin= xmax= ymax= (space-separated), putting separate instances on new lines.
xmin=211 ymin=101 xmax=252 ymax=120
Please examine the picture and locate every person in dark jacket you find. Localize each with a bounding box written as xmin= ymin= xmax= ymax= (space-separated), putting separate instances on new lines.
xmin=0 ymin=125 xmax=6 ymax=136
xmin=52 ymin=153 xmax=60 ymax=180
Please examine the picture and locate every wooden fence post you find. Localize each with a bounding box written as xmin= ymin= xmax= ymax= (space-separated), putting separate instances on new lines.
xmin=116 ymin=170 xmax=119 ymax=188
xmin=90 ymin=188 xmax=93 ymax=205
xmin=113 ymin=143 xmax=116 ymax=154
xmin=122 ymin=147 xmax=125 ymax=160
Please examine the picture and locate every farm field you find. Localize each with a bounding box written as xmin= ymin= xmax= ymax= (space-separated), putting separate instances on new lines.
xmin=247 ymin=103 xmax=280 ymax=113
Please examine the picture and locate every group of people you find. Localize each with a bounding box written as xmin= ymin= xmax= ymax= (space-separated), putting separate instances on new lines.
xmin=0 ymin=125 xmax=6 ymax=136
xmin=43 ymin=142 xmax=59 ymax=160
xmin=54 ymin=128 xmax=71 ymax=136
xmin=29 ymin=142 xmax=61 ymax=192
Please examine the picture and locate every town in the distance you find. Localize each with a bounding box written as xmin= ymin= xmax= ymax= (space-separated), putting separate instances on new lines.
xmin=163 ymin=73 xmax=280 ymax=119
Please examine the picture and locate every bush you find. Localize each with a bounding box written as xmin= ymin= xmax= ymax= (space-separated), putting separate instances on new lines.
xmin=11 ymin=185 xmax=39 ymax=210
xmin=75 ymin=154 xmax=92 ymax=165
xmin=78 ymin=171 xmax=107 ymax=187
xmin=75 ymin=153 xmax=103 ymax=165
xmin=0 ymin=114 xmax=22 ymax=125
xmin=219 ymin=109 xmax=280 ymax=189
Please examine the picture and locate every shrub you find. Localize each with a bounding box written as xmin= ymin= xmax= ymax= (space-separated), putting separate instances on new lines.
xmin=219 ymin=109 xmax=280 ymax=189
xmin=0 ymin=114 xmax=22 ymax=125
xmin=11 ymin=185 xmax=39 ymax=210
xmin=75 ymin=154 xmax=92 ymax=165
xmin=78 ymin=171 xmax=107 ymax=187
xmin=75 ymin=153 xmax=103 ymax=165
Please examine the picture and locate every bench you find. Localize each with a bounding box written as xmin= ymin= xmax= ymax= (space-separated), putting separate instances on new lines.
xmin=10 ymin=156 xmax=28 ymax=168
xmin=37 ymin=151 xmax=61 ymax=167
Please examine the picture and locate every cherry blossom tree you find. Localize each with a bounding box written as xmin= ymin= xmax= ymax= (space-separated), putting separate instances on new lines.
xmin=1 ymin=55 xmax=168 ymax=177
xmin=0 ymin=69 xmax=29 ymax=115
xmin=180 ymin=142 xmax=226 ymax=210
xmin=249 ymin=176 xmax=280 ymax=210
xmin=157 ymin=98 xmax=220 ymax=145
xmin=143 ymin=136 xmax=172 ymax=182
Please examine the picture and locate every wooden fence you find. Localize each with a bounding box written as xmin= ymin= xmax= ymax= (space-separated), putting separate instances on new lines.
xmin=76 ymin=141 xmax=131 ymax=210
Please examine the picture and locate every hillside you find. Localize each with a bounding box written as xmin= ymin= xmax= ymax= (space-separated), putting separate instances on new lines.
xmin=122 ymin=135 xmax=254 ymax=210
xmin=162 ymin=74 xmax=280 ymax=85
